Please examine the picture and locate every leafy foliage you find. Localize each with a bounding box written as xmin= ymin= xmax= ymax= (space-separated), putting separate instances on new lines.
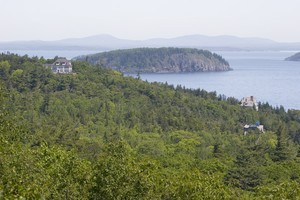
xmin=1 ymin=53 xmax=300 ymax=199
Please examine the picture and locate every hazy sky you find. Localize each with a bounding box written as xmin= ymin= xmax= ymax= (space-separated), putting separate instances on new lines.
xmin=1 ymin=0 xmax=300 ymax=42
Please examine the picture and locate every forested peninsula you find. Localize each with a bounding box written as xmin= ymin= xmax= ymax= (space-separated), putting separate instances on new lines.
xmin=285 ymin=52 xmax=300 ymax=61
xmin=1 ymin=53 xmax=300 ymax=199
xmin=74 ymin=47 xmax=231 ymax=73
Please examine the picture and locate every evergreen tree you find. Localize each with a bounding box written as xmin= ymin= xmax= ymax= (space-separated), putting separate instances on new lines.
xmin=224 ymin=145 xmax=268 ymax=191
xmin=273 ymin=123 xmax=296 ymax=161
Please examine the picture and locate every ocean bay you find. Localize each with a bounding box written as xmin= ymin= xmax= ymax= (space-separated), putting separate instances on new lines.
xmin=137 ymin=51 xmax=300 ymax=110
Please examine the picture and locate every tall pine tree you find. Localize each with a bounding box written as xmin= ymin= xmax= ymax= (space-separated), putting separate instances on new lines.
xmin=273 ymin=123 xmax=296 ymax=161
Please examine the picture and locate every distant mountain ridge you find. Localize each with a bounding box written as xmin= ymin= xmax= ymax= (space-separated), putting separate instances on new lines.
xmin=1 ymin=34 xmax=300 ymax=51
xmin=74 ymin=47 xmax=231 ymax=73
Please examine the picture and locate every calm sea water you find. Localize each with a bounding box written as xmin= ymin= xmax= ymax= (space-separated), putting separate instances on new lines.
xmin=137 ymin=51 xmax=300 ymax=110
xmin=2 ymin=50 xmax=300 ymax=110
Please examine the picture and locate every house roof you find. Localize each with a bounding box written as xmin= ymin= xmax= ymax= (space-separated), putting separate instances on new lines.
xmin=53 ymin=57 xmax=72 ymax=67
xmin=241 ymin=96 xmax=256 ymax=102
xmin=55 ymin=57 xmax=69 ymax=63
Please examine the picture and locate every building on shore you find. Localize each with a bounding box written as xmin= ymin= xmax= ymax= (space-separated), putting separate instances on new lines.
xmin=241 ymin=96 xmax=258 ymax=111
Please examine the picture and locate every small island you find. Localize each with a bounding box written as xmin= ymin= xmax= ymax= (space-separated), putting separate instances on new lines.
xmin=285 ymin=52 xmax=300 ymax=61
xmin=74 ymin=47 xmax=231 ymax=73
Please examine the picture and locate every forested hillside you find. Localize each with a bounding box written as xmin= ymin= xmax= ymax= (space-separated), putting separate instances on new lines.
xmin=1 ymin=53 xmax=300 ymax=199
xmin=74 ymin=48 xmax=231 ymax=73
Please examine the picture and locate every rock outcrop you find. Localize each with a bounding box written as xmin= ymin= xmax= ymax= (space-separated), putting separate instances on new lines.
xmin=285 ymin=52 xmax=300 ymax=61
xmin=74 ymin=47 xmax=231 ymax=73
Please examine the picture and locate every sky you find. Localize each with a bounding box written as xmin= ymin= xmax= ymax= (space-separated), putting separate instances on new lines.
xmin=1 ymin=0 xmax=300 ymax=42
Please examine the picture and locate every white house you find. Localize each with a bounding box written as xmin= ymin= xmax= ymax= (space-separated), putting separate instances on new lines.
xmin=244 ymin=124 xmax=265 ymax=135
xmin=241 ymin=96 xmax=258 ymax=111
xmin=47 ymin=57 xmax=72 ymax=74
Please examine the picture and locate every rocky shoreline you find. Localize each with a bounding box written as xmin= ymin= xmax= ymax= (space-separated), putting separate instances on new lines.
xmin=74 ymin=47 xmax=232 ymax=73
xmin=285 ymin=52 xmax=300 ymax=61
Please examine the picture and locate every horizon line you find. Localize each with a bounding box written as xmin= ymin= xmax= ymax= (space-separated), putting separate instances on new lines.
xmin=0 ymin=34 xmax=288 ymax=43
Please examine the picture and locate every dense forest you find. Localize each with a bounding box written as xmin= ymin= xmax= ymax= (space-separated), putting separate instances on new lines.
xmin=1 ymin=53 xmax=300 ymax=199
xmin=74 ymin=48 xmax=231 ymax=73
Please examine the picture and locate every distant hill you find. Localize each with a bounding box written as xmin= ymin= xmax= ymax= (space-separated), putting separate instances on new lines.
xmin=143 ymin=35 xmax=277 ymax=49
xmin=74 ymin=48 xmax=231 ymax=73
xmin=1 ymin=34 xmax=300 ymax=51
xmin=285 ymin=52 xmax=300 ymax=61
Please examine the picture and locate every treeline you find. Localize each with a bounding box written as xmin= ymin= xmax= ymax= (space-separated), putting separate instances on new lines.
xmin=74 ymin=47 xmax=231 ymax=73
xmin=1 ymin=53 xmax=300 ymax=199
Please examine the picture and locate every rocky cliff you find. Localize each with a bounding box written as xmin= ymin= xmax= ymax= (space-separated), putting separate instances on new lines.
xmin=285 ymin=52 xmax=300 ymax=61
xmin=74 ymin=47 xmax=231 ymax=73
